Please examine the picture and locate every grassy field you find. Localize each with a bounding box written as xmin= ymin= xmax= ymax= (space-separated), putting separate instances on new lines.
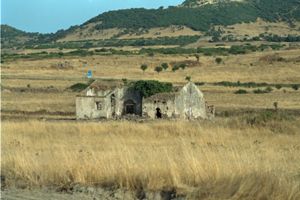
xmin=2 ymin=118 xmax=300 ymax=199
xmin=1 ymin=40 xmax=300 ymax=199
xmin=2 ymin=49 xmax=300 ymax=83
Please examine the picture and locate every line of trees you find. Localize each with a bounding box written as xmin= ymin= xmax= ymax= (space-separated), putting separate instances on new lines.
xmin=140 ymin=62 xmax=187 ymax=74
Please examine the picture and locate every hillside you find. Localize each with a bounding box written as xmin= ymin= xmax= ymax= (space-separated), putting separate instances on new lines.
xmin=83 ymin=0 xmax=300 ymax=31
xmin=0 ymin=25 xmax=58 ymax=49
xmin=1 ymin=0 xmax=300 ymax=49
xmin=0 ymin=25 xmax=38 ymax=48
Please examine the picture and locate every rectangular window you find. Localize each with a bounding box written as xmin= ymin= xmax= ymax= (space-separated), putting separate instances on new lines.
xmin=96 ymin=102 xmax=102 ymax=110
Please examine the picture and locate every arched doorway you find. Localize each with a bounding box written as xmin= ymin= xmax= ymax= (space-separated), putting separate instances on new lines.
xmin=124 ymin=99 xmax=136 ymax=115
xmin=156 ymin=108 xmax=162 ymax=119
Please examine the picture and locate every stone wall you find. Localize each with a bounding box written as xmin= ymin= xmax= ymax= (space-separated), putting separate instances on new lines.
xmin=142 ymin=82 xmax=207 ymax=119
xmin=175 ymin=82 xmax=207 ymax=119
xmin=76 ymin=87 xmax=142 ymax=119
xmin=143 ymin=99 xmax=175 ymax=119
xmin=77 ymin=82 xmax=209 ymax=120
xmin=76 ymin=96 xmax=109 ymax=119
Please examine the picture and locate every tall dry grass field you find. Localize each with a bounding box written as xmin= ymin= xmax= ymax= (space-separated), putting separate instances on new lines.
xmin=2 ymin=119 xmax=300 ymax=199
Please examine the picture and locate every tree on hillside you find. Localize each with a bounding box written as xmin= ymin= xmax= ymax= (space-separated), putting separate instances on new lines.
xmin=140 ymin=64 xmax=148 ymax=73
xmin=155 ymin=66 xmax=163 ymax=74
xmin=185 ymin=76 xmax=191 ymax=82
xmin=161 ymin=63 xmax=169 ymax=71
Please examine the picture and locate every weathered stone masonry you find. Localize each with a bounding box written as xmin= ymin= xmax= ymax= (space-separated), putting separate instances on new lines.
xmin=76 ymin=81 xmax=214 ymax=120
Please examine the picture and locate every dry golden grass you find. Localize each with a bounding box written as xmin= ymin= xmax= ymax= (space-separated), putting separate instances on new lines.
xmin=1 ymin=79 xmax=79 ymax=90
xmin=202 ymin=86 xmax=300 ymax=110
xmin=221 ymin=19 xmax=300 ymax=37
xmin=2 ymin=119 xmax=300 ymax=199
xmin=58 ymin=24 xmax=202 ymax=42
xmin=2 ymin=49 xmax=300 ymax=83
xmin=119 ymin=26 xmax=202 ymax=39
xmin=1 ymin=92 xmax=75 ymax=113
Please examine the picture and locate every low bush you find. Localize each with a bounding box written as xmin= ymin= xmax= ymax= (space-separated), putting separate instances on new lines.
xmin=253 ymin=87 xmax=272 ymax=94
xmin=234 ymin=89 xmax=248 ymax=94
xmin=194 ymin=82 xmax=205 ymax=86
xmin=253 ymin=89 xmax=267 ymax=94
xmin=215 ymin=57 xmax=223 ymax=64
xmin=214 ymin=81 xmax=269 ymax=88
xmin=275 ymin=84 xmax=282 ymax=90
xmin=179 ymin=63 xmax=186 ymax=70
xmin=69 ymin=83 xmax=89 ymax=92
xmin=172 ymin=65 xmax=180 ymax=72
xmin=292 ymin=84 xmax=299 ymax=91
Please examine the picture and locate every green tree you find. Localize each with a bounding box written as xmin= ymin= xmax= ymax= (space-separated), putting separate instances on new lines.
xmin=185 ymin=76 xmax=191 ymax=82
xmin=292 ymin=84 xmax=299 ymax=91
xmin=215 ymin=57 xmax=222 ymax=64
xmin=155 ymin=66 xmax=163 ymax=74
xmin=275 ymin=84 xmax=282 ymax=90
xmin=172 ymin=65 xmax=179 ymax=72
xmin=179 ymin=63 xmax=186 ymax=70
xmin=161 ymin=63 xmax=169 ymax=71
xmin=133 ymin=80 xmax=173 ymax=98
xmin=140 ymin=64 xmax=148 ymax=73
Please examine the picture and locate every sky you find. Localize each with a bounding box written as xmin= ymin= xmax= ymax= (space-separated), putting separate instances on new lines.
xmin=1 ymin=0 xmax=183 ymax=33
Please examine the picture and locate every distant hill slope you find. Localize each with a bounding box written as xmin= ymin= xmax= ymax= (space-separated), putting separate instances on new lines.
xmin=1 ymin=25 xmax=35 ymax=38
xmin=56 ymin=0 xmax=299 ymax=42
xmin=84 ymin=0 xmax=300 ymax=31
xmin=1 ymin=0 xmax=299 ymax=48
xmin=0 ymin=25 xmax=72 ymax=48
xmin=1 ymin=25 xmax=38 ymax=48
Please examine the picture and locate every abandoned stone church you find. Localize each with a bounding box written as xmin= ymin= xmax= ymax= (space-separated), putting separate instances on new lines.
xmin=76 ymin=80 xmax=214 ymax=120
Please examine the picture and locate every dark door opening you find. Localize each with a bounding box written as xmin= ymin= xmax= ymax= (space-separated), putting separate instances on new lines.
xmin=156 ymin=108 xmax=162 ymax=119
xmin=124 ymin=99 xmax=136 ymax=115
xmin=126 ymin=104 xmax=135 ymax=114
xmin=111 ymin=94 xmax=116 ymax=116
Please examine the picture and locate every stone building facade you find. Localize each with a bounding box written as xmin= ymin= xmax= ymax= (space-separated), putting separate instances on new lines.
xmin=143 ymin=82 xmax=212 ymax=119
xmin=76 ymin=81 xmax=142 ymax=119
xmin=76 ymin=81 xmax=214 ymax=120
